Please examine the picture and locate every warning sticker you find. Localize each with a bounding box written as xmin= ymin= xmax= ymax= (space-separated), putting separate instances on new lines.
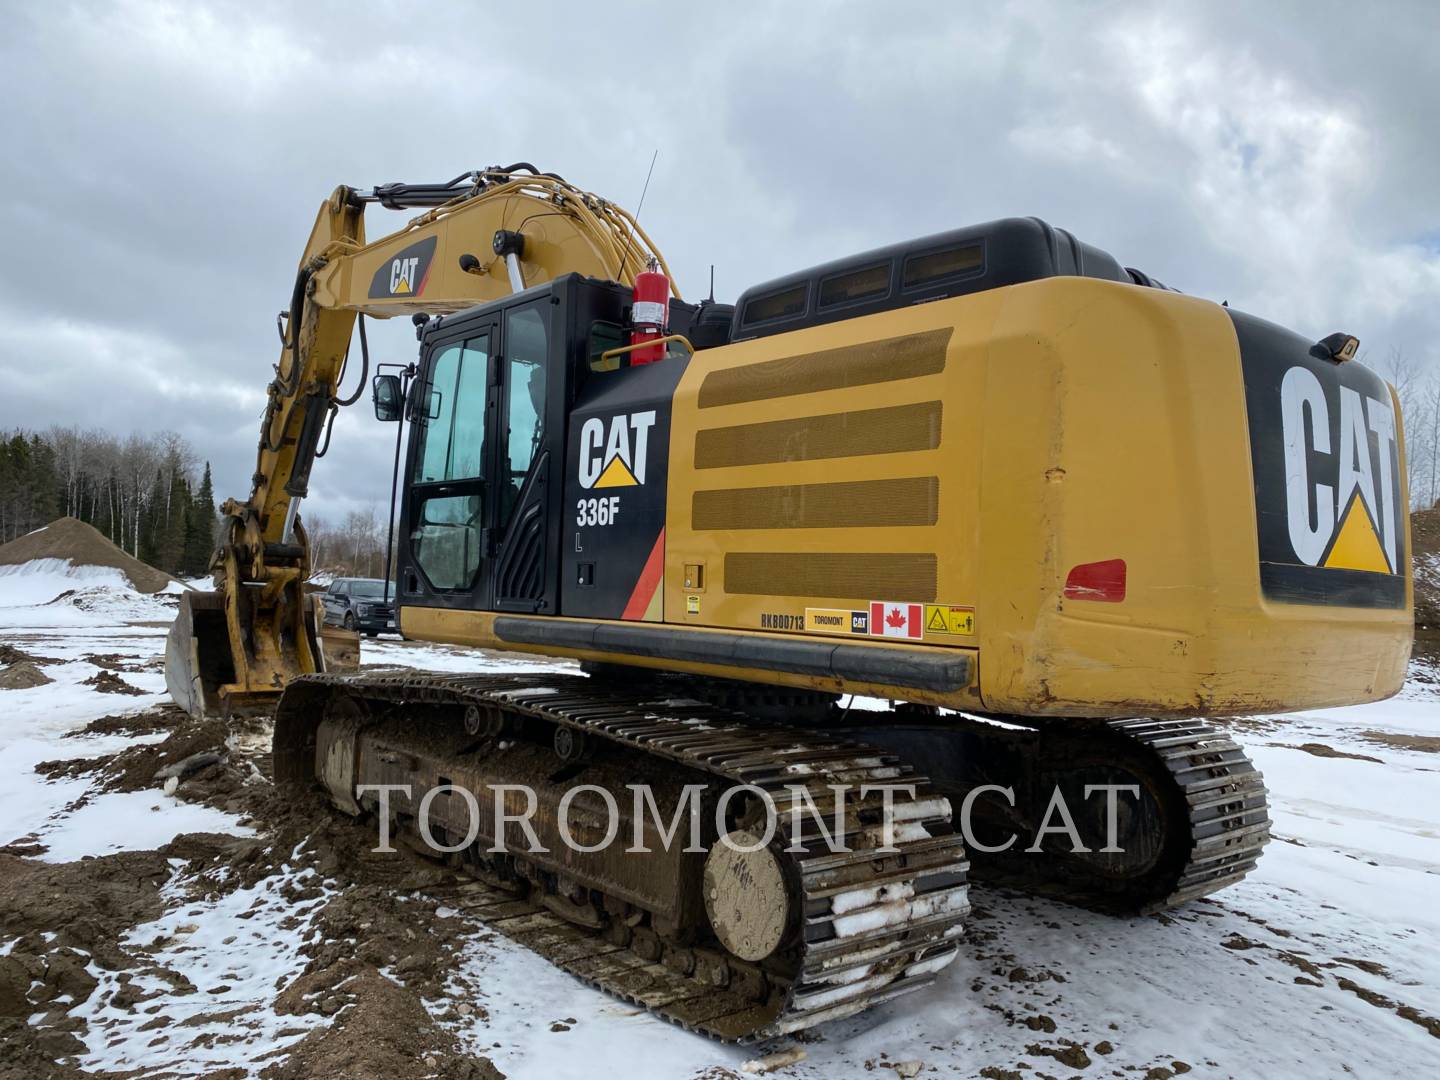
xmin=924 ymin=604 xmax=975 ymax=636
xmin=686 ymin=594 xmax=701 ymax=615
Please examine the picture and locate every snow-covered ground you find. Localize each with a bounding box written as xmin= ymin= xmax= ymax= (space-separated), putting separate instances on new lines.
xmin=72 ymin=860 xmax=334 ymax=1074
xmin=2 ymin=562 xmax=1437 ymax=1078
xmin=0 ymin=559 xmax=185 ymax=629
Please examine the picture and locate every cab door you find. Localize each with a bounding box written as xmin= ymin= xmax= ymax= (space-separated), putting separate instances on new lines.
xmin=397 ymin=280 xmax=583 ymax=620
xmin=403 ymin=323 xmax=500 ymax=611
xmin=491 ymin=298 xmax=557 ymax=612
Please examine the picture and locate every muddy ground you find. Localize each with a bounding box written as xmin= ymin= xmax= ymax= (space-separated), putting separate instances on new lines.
xmin=1 ymin=704 xmax=513 ymax=1079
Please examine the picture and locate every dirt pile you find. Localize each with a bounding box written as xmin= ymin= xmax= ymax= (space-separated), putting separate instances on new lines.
xmin=66 ymin=708 xmax=180 ymax=739
xmin=0 ymin=516 xmax=178 ymax=593
xmin=0 ymin=661 xmax=52 ymax=689
xmin=36 ymin=707 xmax=258 ymax=814
xmin=82 ymin=651 xmax=158 ymax=673
xmin=80 ymin=669 xmax=145 ymax=695
xmin=0 ymin=644 xmax=61 ymax=665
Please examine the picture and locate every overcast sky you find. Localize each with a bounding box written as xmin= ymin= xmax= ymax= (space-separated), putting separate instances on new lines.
xmin=2 ymin=1 xmax=1437 ymax=525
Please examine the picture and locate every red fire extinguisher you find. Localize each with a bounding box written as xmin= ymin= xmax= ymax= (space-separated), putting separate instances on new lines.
xmin=629 ymin=259 xmax=669 ymax=365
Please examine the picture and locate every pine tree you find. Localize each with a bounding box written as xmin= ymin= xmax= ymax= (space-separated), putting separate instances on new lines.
xmin=183 ymin=462 xmax=217 ymax=576
xmin=28 ymin=434 xmax=60 ymax=528
xmin=160 ymin=471 xmax=190 ymax=573
xmin=0 ymin=435 xmax=25 ymax=540
xmin=139 ymin=469 xmax=167 ymax=567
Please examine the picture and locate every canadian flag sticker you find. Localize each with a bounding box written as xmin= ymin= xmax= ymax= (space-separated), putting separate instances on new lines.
xmin=869 ymin=601 xmax=922 ymax=639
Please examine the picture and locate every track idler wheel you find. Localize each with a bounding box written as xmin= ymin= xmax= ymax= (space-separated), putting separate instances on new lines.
xmin=703 ymin=835 xmax=792 ymax=962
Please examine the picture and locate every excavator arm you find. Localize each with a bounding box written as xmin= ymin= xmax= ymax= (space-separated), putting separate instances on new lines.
xmin=167 ymin=165 xmax=674 ymax=718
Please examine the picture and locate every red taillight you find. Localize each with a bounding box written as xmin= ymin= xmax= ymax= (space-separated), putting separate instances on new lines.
xmin=1064 ymin=559 xmax=1127 ymax=602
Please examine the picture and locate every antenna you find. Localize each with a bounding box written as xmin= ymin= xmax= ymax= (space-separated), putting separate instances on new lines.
xmin=634 ymin=149 xmax=659 ymax=222
xmin=708 ymin=264 xmax=715 ymax=303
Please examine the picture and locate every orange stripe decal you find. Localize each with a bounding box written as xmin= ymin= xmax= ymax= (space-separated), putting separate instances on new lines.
xmin=621 ymin=528 xmax=666 ymax=620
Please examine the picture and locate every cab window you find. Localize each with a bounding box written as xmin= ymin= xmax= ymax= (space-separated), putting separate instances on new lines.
xmin=741 ymin=283 xmax=807 ymax=327
xmin=413 ymin=334 xmax=490 ymax=483
xmin=587 ymin=320 xmax=627 ymax=372
xmin=819 ymin=263 xmax=890 ymax=308
xmin=410 ymin=333 xmax=490 ymax=591
xmin=502 ymin=303 xmax=548 ymax=523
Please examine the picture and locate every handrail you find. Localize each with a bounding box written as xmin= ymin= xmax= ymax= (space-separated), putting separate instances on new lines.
xmin=599 ymin=333 xmax=696 ymax=366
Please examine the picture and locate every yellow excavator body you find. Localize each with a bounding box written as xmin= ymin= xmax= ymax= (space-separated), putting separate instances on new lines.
xmin=402 ymin=276 xmax=1411 ymax=717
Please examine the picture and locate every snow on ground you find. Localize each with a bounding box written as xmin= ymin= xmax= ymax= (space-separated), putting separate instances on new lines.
xmin=3 ymin=571 xmax=1438 ymax=1078
xmin=0 ymin=590 xmax=248 ymax=862
xmin=0 ymin=559 xmax=181 ymax=628
xmin=35 ymin=788 xmax=253 ymax=863
xmin=73 ymin=859 xmax=334 ymax=1076
xmin=361 ymin=636 xmax=579 ymax=677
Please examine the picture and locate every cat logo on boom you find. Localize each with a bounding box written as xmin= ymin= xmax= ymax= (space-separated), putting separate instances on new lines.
xmin=578 ymin=411 xmax=657 ymax=489
xmin=367 ymin=236 xmax=437 ymax=299
xmin=389 ymin=257 xmax=420 ymax=294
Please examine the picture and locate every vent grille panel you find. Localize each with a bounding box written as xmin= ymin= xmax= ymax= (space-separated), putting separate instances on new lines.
xmin=693 ymin=477 xmax=938 ymax=531
xmin=695 ymin=401 xmax=942 ymax=469
xmin=698 ymin=328 xmax=950 ymax=409
xmin=724 ymin=553 xmax=938 ymax=602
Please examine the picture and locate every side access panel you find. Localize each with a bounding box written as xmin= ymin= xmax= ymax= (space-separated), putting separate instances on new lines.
xmin=561 ymin=357 xmax=688 ymax=621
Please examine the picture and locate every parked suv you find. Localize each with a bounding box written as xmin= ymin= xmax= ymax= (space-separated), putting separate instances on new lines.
xmin=321 ymin=577 xmax=397 ymax=637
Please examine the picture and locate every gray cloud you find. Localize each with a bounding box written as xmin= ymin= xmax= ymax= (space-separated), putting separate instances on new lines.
xmin=2 ymin=0 xmax=1436 ymax=524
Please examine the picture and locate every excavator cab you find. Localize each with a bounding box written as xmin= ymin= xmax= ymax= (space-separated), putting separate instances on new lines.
xmin=165 ymin=280 xmax=690 ymax=725
xmin=383 ymin=274 xmax=691 ymax=627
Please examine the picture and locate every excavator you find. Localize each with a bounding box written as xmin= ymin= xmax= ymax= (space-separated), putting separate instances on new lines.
xmin=164 ymin=164 xmax=1413 ymax=1041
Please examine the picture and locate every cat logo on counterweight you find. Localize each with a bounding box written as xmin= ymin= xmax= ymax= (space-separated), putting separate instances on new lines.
xmin=1237 ymin=310 xmax=1406 ymax=609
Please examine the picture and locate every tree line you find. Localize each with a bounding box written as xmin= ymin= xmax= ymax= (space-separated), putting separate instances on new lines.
xmin=304 ymin=506 xmax=393 ymax=581
xmin=0 ymin=427 xmax=219 ymax=578
xmin=0 ymin=424 xmax=392 ymax=582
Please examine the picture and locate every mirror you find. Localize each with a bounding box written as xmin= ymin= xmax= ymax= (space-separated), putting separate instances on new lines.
xmin=372 ymin=374 xmax=403 ymax=422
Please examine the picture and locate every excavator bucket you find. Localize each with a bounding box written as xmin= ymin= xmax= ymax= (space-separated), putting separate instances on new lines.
xmin=165 ymin=588 xmax=359 ymax=720
xmin=318 ymin=619 xmax=362 ymax=672
xmin=164 ymin=590 xmax=230 ymax=719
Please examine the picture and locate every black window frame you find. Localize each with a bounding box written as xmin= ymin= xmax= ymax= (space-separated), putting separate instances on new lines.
xmin=901 ymin=240 xmax=986 ymax=293
xmin=817 ymin=261 xmax=893 ymax=312
xmin=740 ymin=282 xmax=810 ymax=329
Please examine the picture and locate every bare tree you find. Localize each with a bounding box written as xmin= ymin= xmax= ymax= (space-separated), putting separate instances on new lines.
xmin=1380 ymin=347 xmax=1439 ymax=510
xmin=303 ymin=507 xmax=389 ymax=579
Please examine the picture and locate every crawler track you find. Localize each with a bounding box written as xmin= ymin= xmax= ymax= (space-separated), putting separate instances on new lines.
xmin=275 ymin=671 xmax=971 ymax=1041
xmin=1104 ymin=717 xmax=1272 ymax=910
xmin=857 ymin=713 xmax=1272 ymax=913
